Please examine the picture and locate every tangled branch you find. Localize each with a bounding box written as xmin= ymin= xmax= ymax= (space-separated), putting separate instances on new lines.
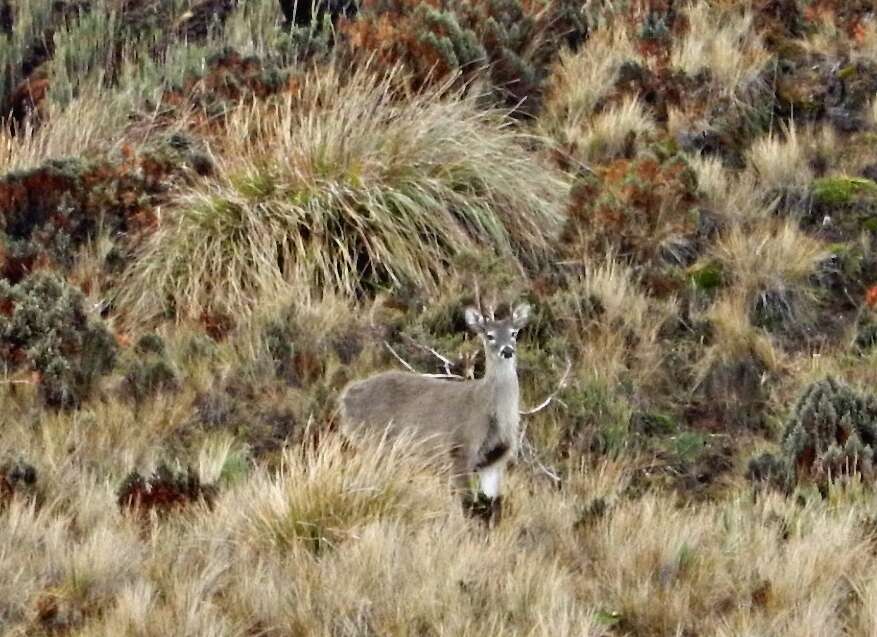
xmin=520 ymin=357 xmax=573 ymax=416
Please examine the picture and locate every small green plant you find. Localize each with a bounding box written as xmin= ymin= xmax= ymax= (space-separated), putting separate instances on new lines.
xmin=118 ymin=334 xmax=180 ymax=404
xmin=811 ymin=176 xmax=877 ymax=208
xmin=689 ymin=261 xmax=724 ymax=291
xmin=0 ymin=272 xmax=116 ymax=408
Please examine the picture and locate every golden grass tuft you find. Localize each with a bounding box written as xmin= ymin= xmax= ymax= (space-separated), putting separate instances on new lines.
xmin=221 ymin=431 xmax=452 ymax=554
xmin=712 ymin=220 xmax=828 ymax=305
xmin=746 ymin=124 xmax=813 ymax=193
xmin=671 ymin=3 xmax=771 ymax=95
xmin=117 ymin=65 xmax=568 ymax=325
xmin=540 ymin=27 xmax=643 ymax=144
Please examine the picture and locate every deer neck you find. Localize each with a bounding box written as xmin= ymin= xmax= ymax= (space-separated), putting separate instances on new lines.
xmin=484 ymin=356 xmax=520 ymax=435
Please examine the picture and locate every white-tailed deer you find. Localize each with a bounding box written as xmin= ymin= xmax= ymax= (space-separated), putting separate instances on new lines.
xmin=339 ymin=303 xmax=531 ymax=514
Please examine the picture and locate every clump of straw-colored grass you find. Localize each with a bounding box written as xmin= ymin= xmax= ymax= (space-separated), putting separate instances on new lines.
xmin=118 ymin=66 xmax=567 ymax=325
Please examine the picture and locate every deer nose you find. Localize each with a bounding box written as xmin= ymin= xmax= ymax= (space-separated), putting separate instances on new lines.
xmin=500 ymin=346 xmax=515 ymax=359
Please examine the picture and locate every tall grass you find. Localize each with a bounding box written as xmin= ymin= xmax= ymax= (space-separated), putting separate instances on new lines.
xmin=117 ymin=66 xmax=568 ymax=325
xmin=0 ymin=0 xmax=56 ymax=104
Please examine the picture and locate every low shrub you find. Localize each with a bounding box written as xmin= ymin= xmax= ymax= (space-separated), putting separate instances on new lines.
xmin=782 ymin=376 xmax=877 ymax=487
xmin=0 ymin=272 xmax=116 ymax=408
xmin=117 ymin=463 xmax=217 ymax=517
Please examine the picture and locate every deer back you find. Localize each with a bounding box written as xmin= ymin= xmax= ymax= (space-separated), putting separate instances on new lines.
xmin=340 ymin=371 xmax=493 ymax=450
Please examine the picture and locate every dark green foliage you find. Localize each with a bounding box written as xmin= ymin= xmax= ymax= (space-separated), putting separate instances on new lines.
xmin=746 ymin=452 xmax=791 ymax=491
xmin=689 ymin=261 xmax=723 ymax=291
xmin=629 ymin=411 xmax=677 ymax=436
xmin=0 ymin=457 xmax=37 ymax=506
xmin=0 ymin=272 xmax=116 ymax=408
xmin=121 ymin=359 xmax=179 ymax=404
xmin=135 ymin=333 xmax=166 ymax=356
xmin=117 ymin=463 xmax=216 ymax=516
xmin=781 ymin=377 xmax=877 ymax=486
xmin=855 ymin=319 xmax=877 ymax=353
xmin=119 ymin=334 xmax=179 ymax=404
xmin=342 ymin=0 xmax=579 ymax=115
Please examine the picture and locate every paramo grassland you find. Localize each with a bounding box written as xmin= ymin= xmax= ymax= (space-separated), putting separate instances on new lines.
xmin=5 ymin=1 xmax=877 ymax=635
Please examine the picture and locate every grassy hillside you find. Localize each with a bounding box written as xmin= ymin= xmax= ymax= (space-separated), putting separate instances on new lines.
xmin=4 ymin=0 xmax=877 ymax=634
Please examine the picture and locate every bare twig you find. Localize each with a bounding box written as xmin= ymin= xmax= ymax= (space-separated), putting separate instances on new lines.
xmin=383 ymin=341 xmax=463 ymax=380
xmin=384 ymin=340 xmax=417 ymax=373
xmin=514 ymin=358 xmax=573 ymax=488
xmin=519 ymin=438 xmax=562 ymax=487
xmin=0 ymin=380 xmax=33 ymax=385
xmin=400 ymin=333 xmax=458 ymax=377
xmin=520 ymin=357 xmax=573 ymax=416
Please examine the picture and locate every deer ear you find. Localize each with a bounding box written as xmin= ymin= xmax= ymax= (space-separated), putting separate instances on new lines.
xmin=464 ymin=307 xmax=485 ymax=333
xmin=512 ymin=303 xmax=531 ymax=328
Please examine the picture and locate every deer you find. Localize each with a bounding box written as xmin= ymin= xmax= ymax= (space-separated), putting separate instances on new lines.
xmin=339 ymin=303 xmax=532 ymax=521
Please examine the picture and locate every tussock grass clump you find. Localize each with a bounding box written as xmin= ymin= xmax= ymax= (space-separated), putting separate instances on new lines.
xmin=746 ymin=125 xmax=813 ymax=194
xmin=671 ymin=3 xmax=771 ymax=94
xmin=225 ymin=432 xmax=450 ymax=554
xmin=711 ymin=220 xmax=827 ymax=335
xmin=118 ymin=66 xmax=567 ymax=325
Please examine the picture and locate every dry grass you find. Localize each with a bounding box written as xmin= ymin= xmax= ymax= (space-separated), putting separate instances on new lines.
xmin=671 ymin=3 xmax=771 ymax=95
xmin=5 ymin=1 xmax=877 ymax=635
xmin=540 ymin=27 xmax=643 ymax=147
xmin=117 ymin=65 xmax=567 ymax=325
xmin=4 ymin=388 xmax=877 ymax=635
xmin=746 ymin=125 xmax=813 ymax=193
xmin=564 ymin=256 xmax=676 ymax=397
xmin=0 ymin=91 xmax=136 ymax=174
xmin=572 ymin=96 xmax=657 ymax=164
xmin=712 ymin=220 xmax=827 ymax=306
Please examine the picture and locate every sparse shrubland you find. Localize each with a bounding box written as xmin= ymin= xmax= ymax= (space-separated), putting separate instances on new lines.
xmin=6 ymin=0 xmax=877 ymax=634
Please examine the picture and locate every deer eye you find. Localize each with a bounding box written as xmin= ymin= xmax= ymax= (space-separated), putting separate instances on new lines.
xmin=511 ymin=329 xmax=519 ymax=339
xmin=486 ymin=333 xmax=496 ymax=342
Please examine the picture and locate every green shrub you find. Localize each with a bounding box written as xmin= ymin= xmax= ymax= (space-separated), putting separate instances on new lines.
xmin=341 ymin=0 xmax=581 ymax=115
xmin=0 ymin=272 xmax=116 ymax=408
xmin=811 ymin=176 xmax=877 ymax=208
xmin=118 ymin=334 xmax=180 ymax=404
xmin=746 ymin=452 xmax=791 ymax=491
xmin=781 ymin=377 xmax=877 ymax=487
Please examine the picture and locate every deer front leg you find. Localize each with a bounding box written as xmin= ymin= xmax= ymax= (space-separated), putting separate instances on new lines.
xmin=477 ymin=461 xmax=504 ymax=498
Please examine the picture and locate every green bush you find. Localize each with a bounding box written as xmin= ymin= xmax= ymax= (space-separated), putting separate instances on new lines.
xmin=0 ymin=272 xmax=116 ymax=408
xmin=342 ymin=0 xmax=572 ymax=115
xmin=781 ymin=377 xmax=877 ymax=487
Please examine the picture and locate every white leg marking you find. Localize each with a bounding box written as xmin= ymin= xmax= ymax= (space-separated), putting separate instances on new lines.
xmin=478 ymin=463 xmax=503 ymax=498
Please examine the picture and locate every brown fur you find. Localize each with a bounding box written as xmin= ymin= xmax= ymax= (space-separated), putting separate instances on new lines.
xmin=339 ymin=304 xmax=530 ymax=495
